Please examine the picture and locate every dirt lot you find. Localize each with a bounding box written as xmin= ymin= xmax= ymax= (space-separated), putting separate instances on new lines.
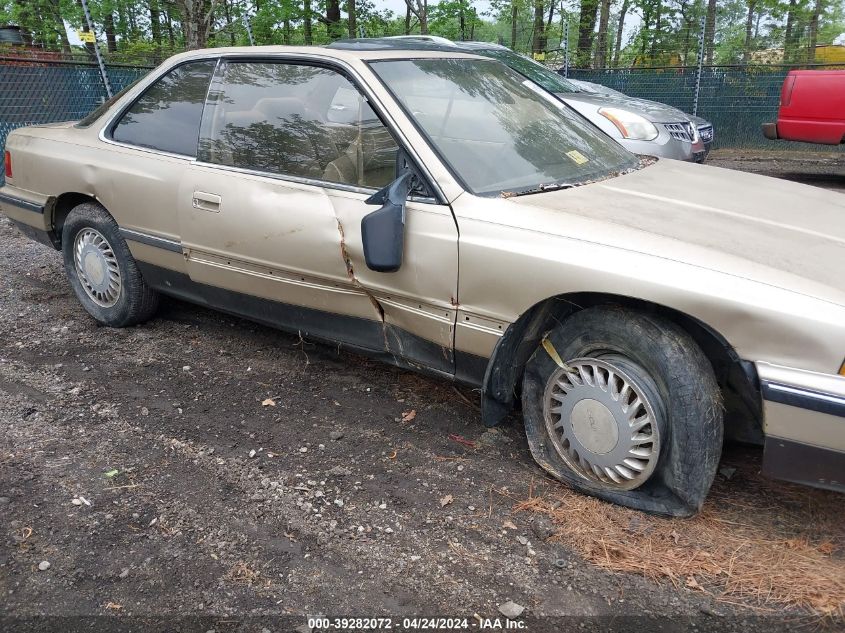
xmin=707 ymin=148 xmax=845 ymax=192
xmin=1 ymin=155 xmax=843 ymax=632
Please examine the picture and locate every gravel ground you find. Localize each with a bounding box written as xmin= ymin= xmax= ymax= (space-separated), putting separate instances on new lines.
xmin=707 ymin=148 xmax=845 ymax=192
xmin=0 ymin=156 xmax=842 ymax=633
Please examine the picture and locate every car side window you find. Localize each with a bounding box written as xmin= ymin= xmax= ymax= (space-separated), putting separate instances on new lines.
xmin=198 ymin=61 xmax=399 ymax=189
xmin=111 ymin=60 xmax=216 ymax=157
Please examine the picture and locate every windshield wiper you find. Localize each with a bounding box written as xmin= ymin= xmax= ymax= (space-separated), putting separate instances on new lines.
xmin=504 ymin=182 xmax=577 ymax=197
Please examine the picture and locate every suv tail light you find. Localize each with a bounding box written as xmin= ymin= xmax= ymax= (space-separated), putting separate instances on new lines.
xmin=3 ymin=151 xmax=10 ymax=179
xmin=781 ymin=75 xmax=796 ymax=108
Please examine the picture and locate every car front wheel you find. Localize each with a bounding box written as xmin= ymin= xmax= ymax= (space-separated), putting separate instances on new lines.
xmin=521 ymin=306 xmax=723 ymax=517
xmin=62 ymin=202 xmax=159 ymax=327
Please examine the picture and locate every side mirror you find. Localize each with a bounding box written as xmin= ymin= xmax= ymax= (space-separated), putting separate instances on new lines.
xmin=361 ymin=170 xmax=416 ymax=272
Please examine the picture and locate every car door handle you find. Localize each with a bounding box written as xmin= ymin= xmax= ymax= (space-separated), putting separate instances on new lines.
xmin=192 ymin=191 xmax=221 ymax=212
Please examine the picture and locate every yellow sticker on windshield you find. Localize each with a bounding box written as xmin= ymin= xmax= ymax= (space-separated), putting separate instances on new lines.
xmin=566 ymin=150 xmax=589 ymax=165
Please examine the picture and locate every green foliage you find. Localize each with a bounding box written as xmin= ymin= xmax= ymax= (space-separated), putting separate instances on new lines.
xmin=0 ymin=0 xmax=842 ymax=68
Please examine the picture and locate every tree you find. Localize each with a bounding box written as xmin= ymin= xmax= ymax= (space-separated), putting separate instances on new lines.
xmin=613 ymin=0 xmax=630 ymax=65
xmin=404 ymin=0 xmax=428 ymax=34
xmin=783 ymin=0 xmax=798 ymax=61
xmin=322 ymin=0 xmax=343 ymax=39
xmin=576 ymin=0 xmax=599 ymax=66
xmin=594 ymin=0 xmax=611 ymax=67
xmin=742 ymin=0 xmax=757 ymax=63
xmin=531 ymin=0 xmax=546 ymax=54
xmin=347 ymin=0 xmax=356 ymax=37
xmin=168 ymin=0 xmax=218 ymax=49
xmin=703 ymin=0 xmax=717 ymax=63
xmin=806 ymin=0 xmax=823 ymax=62
xmin=303 ymin=0 xmax=312 ymax=43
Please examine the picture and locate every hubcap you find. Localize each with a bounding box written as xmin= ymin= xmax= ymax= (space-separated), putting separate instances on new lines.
xmin=73 ymin=228 xmax=121 ymax=307
xmin=543 ymin=357 xmax=663 ymax=490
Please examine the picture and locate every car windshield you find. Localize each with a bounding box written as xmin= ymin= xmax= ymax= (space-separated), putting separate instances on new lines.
xmin=475 ymin=48 xmax=582 ymax=95
xmin=370 ymin=58 xmax=639 ymax=196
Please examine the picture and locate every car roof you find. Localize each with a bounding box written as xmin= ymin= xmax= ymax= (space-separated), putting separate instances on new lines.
xmin=164 ymin=44 xmax=488 ymax=64
xmin=327 ymin=37 xmax=507 ymax=54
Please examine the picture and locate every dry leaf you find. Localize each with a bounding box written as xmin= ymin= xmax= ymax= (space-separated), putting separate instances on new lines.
xmin=261 ymin=398 xmax=276 ymax=407
xmin=401 ymin=409 xmax=417 ymax=422
xmin=503 ymin=520 xmax=518 ymax=530
xmin=685 ymin=575 xmax=700 ymax=590
xmin=440 ymin=494 xmax=453 ymax=507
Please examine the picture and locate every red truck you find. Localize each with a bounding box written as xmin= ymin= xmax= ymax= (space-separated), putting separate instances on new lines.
xmin=762 ymin=70 xmax=845 ymax=144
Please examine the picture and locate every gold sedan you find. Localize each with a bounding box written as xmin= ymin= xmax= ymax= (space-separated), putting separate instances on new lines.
xmin=2 ymin=46 xmax=844 ymax=516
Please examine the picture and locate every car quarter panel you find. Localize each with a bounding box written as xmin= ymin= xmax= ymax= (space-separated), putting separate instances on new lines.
xmin=3 ymin=125 xmax=191 ymax=271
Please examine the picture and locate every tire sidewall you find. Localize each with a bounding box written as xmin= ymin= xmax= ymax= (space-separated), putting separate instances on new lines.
xmin=522 ymin=307 xmax=723 ymax=516
xmin=62 ymin=203 xmax=136 ymax=327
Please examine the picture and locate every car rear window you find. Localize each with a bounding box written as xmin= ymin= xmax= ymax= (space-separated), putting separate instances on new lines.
xmin=111 ymin=60 xmax=216 ymax=156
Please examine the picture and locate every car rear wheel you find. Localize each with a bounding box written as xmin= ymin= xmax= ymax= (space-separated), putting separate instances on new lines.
xmin=62 ymin=202 xmax=159 ymax=327
xmin=521 ymin=306 xmax=723 ymax=517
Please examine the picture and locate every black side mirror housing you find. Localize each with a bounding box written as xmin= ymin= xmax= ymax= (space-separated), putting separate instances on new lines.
xmin=361 ymin=170 xmax=416 ymax=272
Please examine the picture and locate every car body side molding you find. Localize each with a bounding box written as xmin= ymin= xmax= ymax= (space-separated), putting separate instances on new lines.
xmin=119 ymin=227 xmax=182 ymax=253
xmin=0 ymin=191 xmax=45 ymax=214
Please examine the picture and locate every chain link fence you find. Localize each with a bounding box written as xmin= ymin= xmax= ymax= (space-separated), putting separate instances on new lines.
xmin=0 ymin=55 xmax=149 ymax=185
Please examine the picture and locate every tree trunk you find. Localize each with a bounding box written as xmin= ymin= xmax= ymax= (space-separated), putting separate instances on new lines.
xmin=104 ymin=12 xmax=117 ymax=52
xmin=405 ymin=5 xmax=411 ymax=34
xmin=806 ymin=0 xmax=823 ymax=63
xmin=703 ymin=0 xmax=716 ymax=64
xmin=742 ymin=0 xmax=756 ymax=64
xmin=594 ymin=0 xmax=610 ymax=68
xmin=682 ymin=18 xmax=692 ymax=64
xmin=612 ymin=0 xmax=629 ymax=66
xmin=532 ymin=0 xmax=546 ymax=54
xmin=347 ymin=0 xmax=357 ymax=38
xmin=325 ymin=0 xmax=342 ymax=40
xmin=546 ymin=0 xmax=555 ymax=27
xmin=576 ymin=0 xmax=599 ymax=67
xmin=511 ymin=2 xmax=518 ymax=49
xmin=284 ymin=19 xmax=291 ymax=43
xmin=649 ymin=0 xmax=662 ymax=60
xmin=150 ymin=0 xmax=161 ymax=47
xmin=419 ymin=1 xmax=428 ymax=34
xmin=459 ymin=4 xmax=466 ymax=40
xmin=222 ymin=0 xmax=235 ymax=45
xmin=783 ymin=0 xmax=797 ymax=63
xmin=176 ymin=0 xmax=215 ymax=49
xmin=304 ymin=0 xmax=313 ymax=44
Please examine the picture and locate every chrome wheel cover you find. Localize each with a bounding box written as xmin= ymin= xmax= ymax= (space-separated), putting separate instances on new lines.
xmin=73 ymin=228 xmax=121 ymax=308
xmin=543 ymin=357 xmax=663 ymax=490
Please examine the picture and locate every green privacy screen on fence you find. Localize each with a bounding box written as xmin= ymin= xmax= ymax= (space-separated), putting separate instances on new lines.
xmin=0 ymin=56 xmax=842 ymax=186
xmin=0 ymin=59 xmax=148 ymax=186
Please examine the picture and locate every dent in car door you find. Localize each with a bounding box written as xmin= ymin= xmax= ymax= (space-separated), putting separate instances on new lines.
xmin=178 ymin=162 xmax=387 ymax=352
xmin=178 ymin=58 xmax=458 ymax=372
xmin=329 ymin=193 xmax=458 ymax=375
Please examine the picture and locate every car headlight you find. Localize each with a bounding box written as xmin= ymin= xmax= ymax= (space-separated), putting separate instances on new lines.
xmin=598 ymin=107 xmax=659 ymax=141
